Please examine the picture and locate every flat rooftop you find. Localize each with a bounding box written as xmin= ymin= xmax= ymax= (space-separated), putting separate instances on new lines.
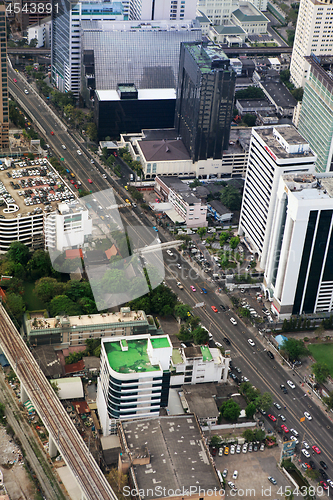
xmin=185 ymin=42 xmax=229 ymax=73
xmin=0 ymin=158 xmax=76 ymax=219
xmin=261 ymin=81 xmax=297 ymax=109
xmin=181 ymin=384 xmax=220 ymax=419
xmin=122 ymin=415 xmax=220 ymax=499
xmin=200 ymin=345 xmax=212 ymax=361
xmin=255 ymin=125 xmax=316 ymax=161
xmin=150 ymin=337 xmax=170 ymax=348
xmin=95 ymin=89 xmax=176 ymax=101
xmin=105 ymin=338 xmax=161 ymax=373
xmin=283 ymin=173 xmax=333 ymax=199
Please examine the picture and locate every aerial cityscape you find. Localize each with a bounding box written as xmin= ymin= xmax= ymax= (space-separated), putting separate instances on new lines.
xmin=0 ymin=0 xmax=332 ymax=498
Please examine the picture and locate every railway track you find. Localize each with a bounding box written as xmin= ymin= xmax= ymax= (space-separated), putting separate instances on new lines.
xmin=0 ymin=305 xmax=118 ymax=500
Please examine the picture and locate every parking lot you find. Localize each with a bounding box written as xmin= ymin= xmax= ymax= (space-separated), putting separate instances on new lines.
xmin=214 ymin=445 xmax=291 ymax=499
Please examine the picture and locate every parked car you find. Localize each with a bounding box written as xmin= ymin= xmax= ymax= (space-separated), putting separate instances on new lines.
xmin=268 ymin=477 xmax=277 ymax=485
xmin=222 ymin=469 xmax=228 ymax=478
xmin=232 ymin=471 xmax=238 ymax=480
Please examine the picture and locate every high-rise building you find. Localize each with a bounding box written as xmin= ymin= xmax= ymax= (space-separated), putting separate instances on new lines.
xmin=289 ymin=0 xmax=333 ymax=88
xmin=238 ymin=125 xmax=317 ymax=269
xmin=97 ymin=334 xmax=172 ymax=435
xmin=197 ymin=0 xmax=267 ymax=26
xmin=51 ymin=0 xmax=125 ymax=97
xmin=298 ymin=55 xmax=333 ymax=173
xmin=129 ymin=0 xmax=197 ymax=20
xmin=0 ymin=5 xmax=9 ymax=150
xmin=175 ymin=42 xmax=236 ymax=163
xmin=264 ymin=173 xmax=333 ymax=319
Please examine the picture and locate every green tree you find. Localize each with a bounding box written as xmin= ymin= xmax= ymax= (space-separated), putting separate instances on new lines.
xmin=210 ymin=435 xmax=221 ymax=447
xmin=256 ymin=392 xmax=273 ymax=412
xmin=7 ymin=241 xmax=30 ymax=265
xmin=50 ymin=381 xmax=59 ymax=396
xmin=323 ymin=391 xmax=333 ymax=410
xmin=197 ymin=227 xmax=207 ymax=240
xmin=242 ymin=429 xmax=255 ymax=442
xmin=5 ymin=293 xmax=26 ymax=320
xmin=242 ymin=114 xmax=256 ymax=127
xmin=174 ymin=303 xmax=192 ymax=321
xmin=229 ymin=236 xmax=240 ymax=250
xmin=280 ymin=69 xmax=291 ymax=84
xmin=281 ymin=338 xmax=309 ymax=361
xmin=219 ymin=232 xmax=229 ymax=245
xmin=86 ymin=123 xmax=97 ymax=141
xmin=0 ymin=402 xmax=5 ymax=423
xmin=305 ymin=468 xmax=320 ymax=481
xmin=27 ymin=249 xmax=53 ymax=280
xmin=220 ymin=185 xmax=242 ymax=211
xmin=192 ymin=326 xmax=209 ymax=345
xmin=34 ymin=277 xmax=64 ymax=303
xmin=312 ymin=362 xmax=330 ymax=384
xmin=255 ymin=429 xmax=266 ymax=441
xmin=29 ymin=38 xmax=38 ymax=47
xmin=245 ymin=402 xmax=256 ymax=418
xmin=219 ymin=398 xmax=241 ymax=422
xmin=49 ymin=295 xmax=82 ymax=317
xmin=235 ymin=86 xmax=265 ymax=99
xmin=238 ymin=307 xmax=251 ymax=318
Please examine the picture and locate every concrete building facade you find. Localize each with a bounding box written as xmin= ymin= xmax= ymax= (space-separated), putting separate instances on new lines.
xmin=0 ymin=6 xmax=8 ymax=150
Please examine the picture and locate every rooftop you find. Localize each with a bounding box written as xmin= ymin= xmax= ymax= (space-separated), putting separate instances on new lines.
xmin=171 ymin=348 xmax=183 ymax=364
xmin=138 ymin=138 xmax=190 ymax=162
xmin=261 ymin=81 xmax=297 ymax=109
xmin=236 ymin=98 xmax=274 ymax=109
xmin=181 ymin=384 xmax=220 ymax=418
xmin=104 ymin=338 xmax=164 ymax=373
xmin=283 ymin=173 xmax=333 ymax=200
xmin=95 ymin=89 xmax=176 ymax=101
xmin=212 ymin=24 xmax=246 ymax=35
xmin=305 ymin=55 xmax=333 ymax=94
xmin=0 ymin=157 xmax=76 ymax=219
xmin=184 ymin=42 xmax=230 ymax=73
xmin=254 ymin=125 xmax=316 ymax=161
xmin=200 ymin=345 xmax=212 ymax=361
xmin=151 ymin=337 xmax=170 ymax=348
xmin=121 ymin=415 xmax=220 ymax=499
xmin=209 ymin=199 xmax=233 ymax=215
xmin=232 ymin=2 xmax=269 ymax=22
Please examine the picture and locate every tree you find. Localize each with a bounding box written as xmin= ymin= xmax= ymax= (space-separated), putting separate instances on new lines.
xmin=29 ymin=38 xmax=38 ymax=47
xmin=291 ymin=88 xmax=303 ymax=101
xmin=245 ymin=402 xmax=256 ymax=418
xmin=219 ymin=232 xmax=229 ymax=245
xmin=27 ymin=249 xmax=53 ymax=280
xmin=229 ymin=236 xmax=240 ymax=250
xmin=243 ymin=114 xmax=256 ymax=127
xmin=192 ymin=326 xmax=209 ymax=345
xmin=281 ymin=338 xmax=309 ymax=361
xmin=7 ymin=241 xmax=30 ymax=265
xmin=5 ymin=293 xmax=26 ymax=320
xmin=305 ymin=468 xmax=320 ymax=481
xmin=280 ymin=69 xmax=291 ymax=84
xmin=235 ymin=86 xmax=265 ymax=99
xmin=34 ymin=277 xmax=64 ymax=303
xmin=242 ymin=429 xmax=255 ymax=442
xmin=49 ymin=295 xmax=82 ymax=317
xmin=238 ymin=307 xmax=251 ymax=318
xmin=174 ymin=303 xmax=192 ymax=321
xmin=219 ymin=398 xmax=241 ymax=421
xmin=323 ymin=391 xmax=333 ymax=410
xmin=255 ymin=429 xmax=266 ymax=441
xmin=50 ymin=381 xmax=59 ymax=396
xmin=220 ymin=185 xmax=242 ymax=211
xmin=256 ymin=392 xmax=273 ymax=412
xmin=0 ymin=402 xmax=5 ymax=423
xmin=86 ymin=123 xmax=97 ymax=141
xmin=197 ymin=227 xmax=207 ymax=240
xmin=210 ymin=435 xmax=221 ymax=447
xmin=312 ymin=362 xmax=330 ymax=384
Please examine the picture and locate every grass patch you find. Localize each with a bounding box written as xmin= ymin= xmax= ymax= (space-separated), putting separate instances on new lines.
xmin=308 ymin=343 xmax=333 ymax=377
xmin=23 ymin=282 xmax=47 ymax=311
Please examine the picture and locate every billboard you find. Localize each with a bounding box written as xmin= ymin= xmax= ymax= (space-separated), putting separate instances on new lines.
xmin=281 ymin=440 xmax=296 ymax=459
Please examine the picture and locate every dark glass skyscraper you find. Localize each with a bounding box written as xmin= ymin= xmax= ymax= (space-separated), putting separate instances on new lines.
xmin=175 ymin=42 xmax=235 ymax=163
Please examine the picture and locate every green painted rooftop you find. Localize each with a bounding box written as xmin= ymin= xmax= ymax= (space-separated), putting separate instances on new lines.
xmin=105 ymin=339 xmax=160 ymax=373
xmin=151 ymin=337 xmax=170 ymax=348
xmin=201 ymin=345 xmax=213 ymax=362
xmin=172 ymin=348 xmax=183 ymax=364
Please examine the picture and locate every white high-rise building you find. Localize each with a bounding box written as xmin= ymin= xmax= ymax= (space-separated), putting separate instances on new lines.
xmin=290 ymin=0 xmax=333 ymax=88
xmin=129 ymin=0 xmax=197 ymax=20
xmin=238 ymin=125 xmax=317 ymax=269
xmin=264 ymin=173 xmax=333 ymax=319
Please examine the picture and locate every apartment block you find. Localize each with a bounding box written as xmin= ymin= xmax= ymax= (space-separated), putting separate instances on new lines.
xmin=0 ymin=6 xmax=8 ymax=150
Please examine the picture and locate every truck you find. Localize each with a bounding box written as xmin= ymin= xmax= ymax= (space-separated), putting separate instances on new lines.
xmin=177 ymin=282 xmax=183 ymax=289
xmin=129 ymin=173 xmax=134 ymax=181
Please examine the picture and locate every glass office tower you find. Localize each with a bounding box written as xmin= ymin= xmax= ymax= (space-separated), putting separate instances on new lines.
xmin=175 ymin=42 xmax=236 ymax=163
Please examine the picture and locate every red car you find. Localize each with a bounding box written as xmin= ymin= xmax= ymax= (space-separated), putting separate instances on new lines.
xmin=281 ymin=425 xmax=289 ymax=433
xmin=74 ymin=184 xmax=79 ymax=189
xmin=319 ymin=481 xmax=328 ymax=491
xmin=113 ymin=152 xmax=117 ymax=157
xmin=268 ymin=414 xmax=277 ymax=422
xmin=70 ymin=179 xmax=75 ymax=184
xmin=88 ymin=179 xmax=93 ymax=184
xmin=312 ymin=445 xmax=321 ymax=454
xmin=13 ymin=78 xmax=17 ymax=83
xmin=50 ymin=131 xmax=54 ymax=135
xmin=211 ymin=306 xmax=218 ymax=313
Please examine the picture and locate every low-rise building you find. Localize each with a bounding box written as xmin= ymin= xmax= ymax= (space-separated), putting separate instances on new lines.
xmin=236 ymin=98 xmax=275 ymax=115
xmin=155 ymin=176 xmax=208 ymax=227
xmin=231 ymin=2 xmax=269 ymax=35
xmin=27 ymin=17 xmax=51 ymax=48
xmin=118 ymin=415 xmax=222 ymax=500
xmin=259 ymin=81 xmax=297 ymax=117
xmin=97 ymin=334 xmax=172 ymax=435
xmin=208 ymin=24 xmax=246 ymax=46
xmin=25 ymin=308 xmax=158 ymax=347
xmin=207 ymin=200 xmax=234 ymax=223
xmin=170 ymin=345 xmax=230 ymax=386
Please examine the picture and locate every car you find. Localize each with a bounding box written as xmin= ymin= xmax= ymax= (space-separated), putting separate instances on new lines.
xmin=77 ymin=150 xmax=82 ymax=155
xmin=219 ymin=304 xmax=226 ymax=311
xmin=273 ymin=402 xmax=282 ymax=410
xmin=235 ymin=367 xmax=241 ymax=374
xmin=248 ymin=443 xmax=253 ymax=452
xmin=177 ymin=264 xmax=182 ymax=269
xmin=166 ymin=250 xmax=173 ymax=256
xmin=190 ymin=285 xmax=196 ymax=292
xmin=50 ymin=131 xmax=54 ymax=135
xmin=215 ymin=342 xmax=222 ymax=348
xmin=268 ymin=414 xmax=277 ymax=422
xmin=248 ymin=339 xmax=255 ymax=346
xmin=319 ymin=481 xmax=328 ymax=491
xmin=219 ymin=447 xmax=223 ymax=457
xmin=224 ymin=447 xmax=229 ymax=455
xmin=278 ymin=414 xmax=286 ymax=422
xmin=227 ymin=482 xmax=237 ymax=491
xmin=312 ymin=445 xmax=321 ymax=454
xmin=259 ymin=409 xmax=266 ymax=415
xmin=327 ymin=479 xmax=333 ymax=488
xmin=13 ymin=78 xmax=18 ymax=83
xmin=246 ymin=265 xmax=251 ymax=272
xmin=260 ymin=443 xmax=265 ymax=452
xmin=232 ymin=470 xmax=238 ymax=479
xmin=61 ymin=144 xmax=66 ymax=150
xmin=309 ymin=461 xmax=316 ymax=469
xmin=113 ymin=152 xmax=117 ymax=156
xmin=241 ymin=376 xmax=249 ymax=382
xmin=230 ymin=445 xmax=235 ymax=454
xmin=290 ymin=428 xmax=298 ymax=437
xmin=70 ymin=179 xmax=75 ymax=184
xmin=287 ymin=380 xmax=296 ymax=389
xmin=304 ymin=412 xmax=312 ymax=420
xmin=88 ymin=179 xmax=93 ymax=184
xmin=268 ymin=476 xmax=277 ymax=485
xmin=236 ymin=445 xmax=241 ymax=454
xmin=222 ymin=469 xmax=228 ymax=478
xmin=281 ymin=425 xmax=289 ymax=433
xmin=302 ymin=441 xmax=310 ymax=450
xmin=302 ymin=449 xmax=311 ymax=458
xmin=202 ymin=288 xmax=207 ymax=294
xmin=211 ymin=306 xmax=218 ymax=313
xmin=242 ymin=444 xmax=247 ymax=453
xmin=224 ymin=337 xmax=231 ymax=345
xmin=290 ymin=436 xmax=299 ymax=445
xmin=211 ymin=447 xmax=217 ymax=456
xmin=320 ymin=461 xmax=328 ymax=470
xmin=267 ymin=350 xmax=275 ymax=359
xmin=24 ymin=89 xmax=29 ymax=94
xmin=319 ymin=470 xmax=328 ymax=480
xmin=301 ymin=463 xmax=310 ymax=470
xmin=90 ymin=159 xmax=94 ymax=163
xmin=230 ymin=317 xmax=237 ymax=325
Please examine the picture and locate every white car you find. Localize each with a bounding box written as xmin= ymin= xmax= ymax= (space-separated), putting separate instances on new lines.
xmin=242 ymin=444 xmax=247 ymax=453
xmin=215 ymin=342 xmax=222 ymax=348
xmin=90 ymin=159 xmax=94 ymax=163
xmin=248 ymin=339 xmax=255 ymax=346
xmin=302 ymin=449 xmax=310 ymax=458
xmin=62 ymin=144 xmax=66 ymax=150
xmin=232 ymin=470 xmax=238 ymax=480
xmin=24 ymin=89 xmax=29 ymax=94
xmin=287 ymin=380 xmax=296 ymax=389
xmin=228 ymin=482 xmax=237 ymax=491
xmin=230 ymin=445 xmax=235 ymax=455
xmin=219 ymin=448 xmax=223 ymax=457
xmin=278 ymin=414 xmax=286 ymax=422
xmin=230 ymin=317 xmax=237 ymax=325
xmin=290 ymin=436 xmax=299 ymax=445
xmin=302 ymin=441 xmax=310 ymax=450
xmin=177 ymin=264 xmax=181 ymax=269
xmin=77 ymin=150 xmax=82 ymax=155
xmin=166 ymin=250 xmax=173 ymax=256
xmin=290 ymin=428 xmax=299 ymax=437
xmin=236 ymin=445 xmax=241 ymax=454
xmin=304 ymin=412 xmax=312 ymax=420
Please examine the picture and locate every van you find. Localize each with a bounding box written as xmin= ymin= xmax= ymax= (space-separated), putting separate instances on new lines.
xmin=129 ymin=174 xmax=134 ymax=181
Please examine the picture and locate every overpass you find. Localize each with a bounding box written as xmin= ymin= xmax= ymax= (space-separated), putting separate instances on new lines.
xmin=0 ymin=304 xmax=118 ymax=500
xmin=223 ymin=46 xmax=292 ymax=55
xmin=7 ymin=47 xmax=51 ymax=55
